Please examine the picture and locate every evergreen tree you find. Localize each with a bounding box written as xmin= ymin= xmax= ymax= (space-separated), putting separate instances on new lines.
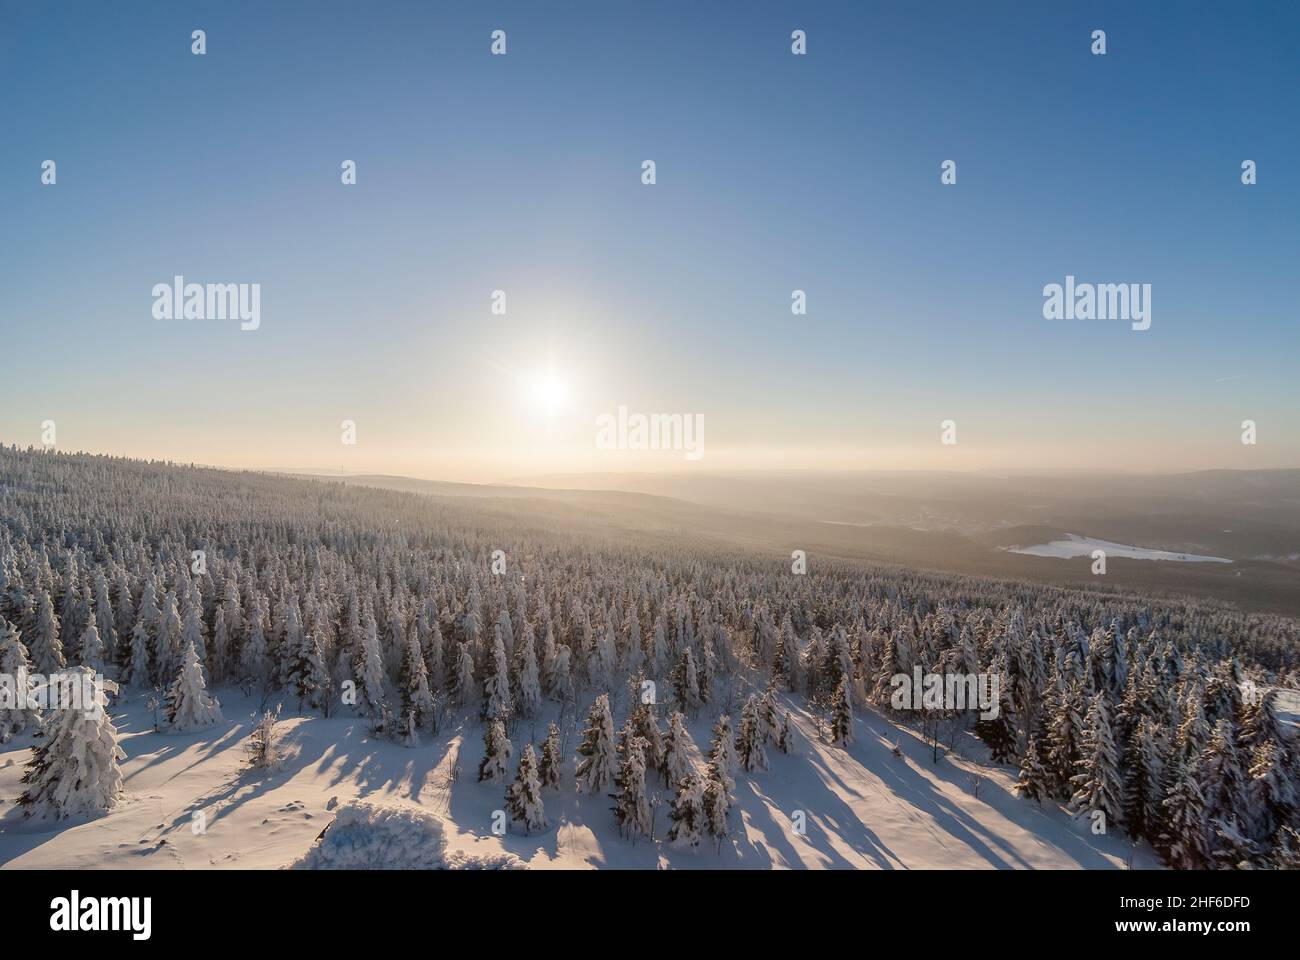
xmin=29 ymin=589 xmax=64 ymax=675
xmin=1122 ymin=715 xmax=1164 ymax=840
xmin=611 ymin=735 xmax=652 ymax=839
xmin=123 ymin=619 xmax=150 ymax=687
xmin=154 ymin=590 xmax=183 ymax=685
xmin=1045 ymin=674 xmax=1085 ymax=799
xmin=1245 ymin=738 xmax=1295 ymax=844
xmin=759 ymin=682 xmax=781 ymax=747
xmin=671 ymin=648 xmax=700 ymax=716
xmin=665 ymin=773 xmax=707 ymax=848
xmin=399 ymin=633 xmax=436 ymax=730
xmin=450 ymin=640 xmax=476 ymax=706
xmin=210 ymin=604 xmax=230 ymax=685
xmin=539 ymin=722 xmax=564 ymax=790
xmin=180 ymin=599 xmax=207 ymax=674
xmin=777 ymin=711 xmax=794 ymax=754
xmin=703 ymin=757 xmax=732 ymax=844
xmin=287 ymin=631 xmax=329 ymax=712
xmin=737 ymin=694 xmax=770 ymax=771
xmin=506 ymin=743 xmax=547 ymax=833
xmin=477 ymin=718 xmax=513 ymax=784
xmin=0 ymin=618 xmax=39 ymax=741
xmin=829 ymin=675 xmax=853 ymax=746
xmin=1200 ymin=718 xmax=1245 ymax=827
xmin=1014 ymin=734 xmax=1051 ymax=803
xmin=1160 ymin=757 xmax=1210 ymax=868
xmin=708 ymin=713 xmax=737 ymax=793
xmin=661 ymin=711 xmax=695 ymax=786
xmin=481 ymin=631 xmax=513 ymax=721
xmin=1069 ymin=693 xmax=1123 ymax=828
xmin=165 ymin=640 xmax=224 ymax=732
xmin=240 ymin=599 xmax=270 ymax=685
xmin=78 ymin=621 xmax=105 ymax=672
xmin=575 ymin=693 xmax=618 ymax=795
xmin=19 ymin=668 xmax=125 ymax=819
xmin=354 ymin=611 xmax=388 ymax=718
xmin=975 ymin=676 xmax=1019 ymax=763
xmin=514 ymin=628 xmax=542 ymax=719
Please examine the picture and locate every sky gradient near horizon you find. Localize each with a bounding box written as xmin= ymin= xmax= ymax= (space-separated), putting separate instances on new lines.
xmin=3 ymin=1 xmax=1298 ymax=481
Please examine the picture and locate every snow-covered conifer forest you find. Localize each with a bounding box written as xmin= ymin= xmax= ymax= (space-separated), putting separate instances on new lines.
xmin=1 ymin=446 xmax=1297 ymax=869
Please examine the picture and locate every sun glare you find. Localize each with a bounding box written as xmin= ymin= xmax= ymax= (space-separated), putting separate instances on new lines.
xmin=529 ymin=372 xmax=570 ymax=416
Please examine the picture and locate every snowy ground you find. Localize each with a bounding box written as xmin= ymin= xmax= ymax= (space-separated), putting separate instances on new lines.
xmin=1009 ymin=534 xmax=1231 ymax=564
xmin=0 ymin=688 xmax=1156 ymax=870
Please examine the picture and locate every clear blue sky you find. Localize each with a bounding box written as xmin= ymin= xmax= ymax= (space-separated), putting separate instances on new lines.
xmin=3 ymin=1 xmax=1297 ymax=478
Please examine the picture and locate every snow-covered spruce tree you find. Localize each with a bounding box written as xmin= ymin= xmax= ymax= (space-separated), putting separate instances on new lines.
xmin=19 ymin=667 xmax=125 ymax=819
xmin=1200 ymin=717 xmax=1246 ymax=831
xmin=575 ymin=693 xmax=618 ymax=795
xmin=829 ymin=675 xmax=853 ymax=746
xmin=154 ymin=591 xmax=182 ymax=685
xmin=450 ymin=641 xmax=476 ymax=706
xmin=210 ymin=604 xmax=230 ymax=685
xmin=354 ymin=611 xmax=389 ymax=718
xmin=29 ymin=589 xmax=65 ymax=675
xmin=539 ymin=721 xmax=564 ymax=790
xmin=611 ymin=735 xmax=652 ymax=840
xmin=737 ymin=694 xmax=769 ymax=772
xmin=1014 ymin=734 xmax=1051 ymax=803
xmin=759 ymin=681 xmax=781 ymax=748
xmin=671 ymin=648 xmax=700 ymax=716
xmin=165 ymin=640 xmax=224 ymax=732
xmin=661 ymin=711 xmax=695 ymax=786
xmin=513 ymin=627 xmax=542 ymax=719
xmin=399 ymin=632 xmax=435 ymax=731
xmin=1157 ymin=755 xmax=1209 ymax=867
xmin=1122 ymin=715 xmax=1164 ymax=841
xmin=287 ymin=630 xmax=329 ymax=713
xmin=1246 ymin=738 xmax=1296 ymax=844
xmin=423 ymin=615 xmax=446 ymax=694
xmin=666 ymin=772 xmax=707 ymax=848
xmin=78 ymin=620 xmax=105 ymax=672
xmin=477 ymin=717 xmax=513 ymax=784
xmin=180 ymin=598 xmax=207 ymax=673
xmin=0 ymin=617 xmax=40 ymax=741
xmin=697 ymin=638 xmax=716 ymax=706
xmin=481 ymin=630 xmax=513 ymax=721
xmin=91 ymin=570 xmax=118 ymax=664
xmin=240 ymin=599 xmax=270 ymax=686
xmin=708 ymin=713 xmax=737 ymax=793
xmin=1068 ymin=692 xmax=1123 ymax=828
xmin=703 ymin=757 xmax=732 ymax=844
xmin=1045 ymin=673 xmax=1086 ymax=800
xmin=975 ymin=677 xmax=1018 ymax=764
xmin=506 ymin=743 xmax=547 ymax=833
xmin=777 ymin=711 xmax=793 ymax=753
xmin=631 ymin=697 xmax=665 ymax=770
xmin=122 ymin=619 xmax=151 ymax=687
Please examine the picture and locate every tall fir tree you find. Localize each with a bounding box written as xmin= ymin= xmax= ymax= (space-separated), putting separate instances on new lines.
xmin=575 ymin=693 xmax=618 ymax=795
xmin=506 ymin=743 xmax=547 ymax=833
xmin=477 ymin=718 xmax=513 ymax=784
xmin=539 ymin=721 xmax=564 ymax=790
xmin=165 ymin=640 xmax=224 ymax=732
xmin=19 ymin=668 xmax=125 ymax=819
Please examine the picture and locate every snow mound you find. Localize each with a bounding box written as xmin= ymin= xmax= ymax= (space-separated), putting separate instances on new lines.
xmin=287 ymin=799 xmax=525 ymax=870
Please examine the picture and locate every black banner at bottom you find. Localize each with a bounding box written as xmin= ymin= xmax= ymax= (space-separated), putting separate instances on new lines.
xmin=0 ymin=867 xmax=1276 ymax=946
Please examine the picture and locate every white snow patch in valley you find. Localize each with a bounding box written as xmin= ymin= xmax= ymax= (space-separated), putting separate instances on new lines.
xmin=0 ymin=687 xmax=1158 ymax=870
xmin=1009 ymin=534 xmax=1231 ymax=564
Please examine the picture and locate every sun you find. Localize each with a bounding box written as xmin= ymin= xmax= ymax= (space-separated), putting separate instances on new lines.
xmin=528 ymin=372 xmax=570 ymax=417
